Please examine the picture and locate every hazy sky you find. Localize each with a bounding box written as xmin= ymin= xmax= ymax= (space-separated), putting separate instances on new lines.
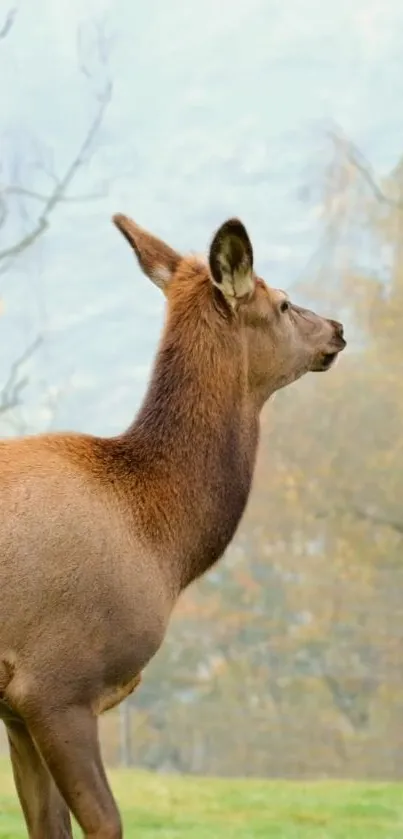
xmin=1 ymin=0 xmax=403 ymax=434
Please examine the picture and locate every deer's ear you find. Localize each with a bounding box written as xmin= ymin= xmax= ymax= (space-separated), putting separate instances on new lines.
xmin=209 ymin=218 xmax=254 ymax=305
xmin=112 ymin=214 xmax=181 ymax=292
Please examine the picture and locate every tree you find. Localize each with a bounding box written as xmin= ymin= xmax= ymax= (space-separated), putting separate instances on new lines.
xmin=0 ymin=7 xmax=113 ymax=429
xmin=107 ymin=130 xmax=403 ymax=779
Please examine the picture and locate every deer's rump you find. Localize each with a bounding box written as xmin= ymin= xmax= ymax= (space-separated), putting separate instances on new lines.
xmin=0 ymin=435 xmax=171 ymax=716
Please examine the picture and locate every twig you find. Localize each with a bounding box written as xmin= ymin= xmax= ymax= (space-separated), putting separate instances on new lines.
xmin=316 ymin=502 xmax=403 ymax=537
xmin=0 ymin=79 xmax=112 ymax=263
xmin=1 ymin=185 xmax=108 ymax=203
xmin=348 ymin=504 xmax=403 ymax=536
xmin=0 ymin=7 xmax=17 ymax=40
xmin=329 ymin=128 xmax=403 ymax=212
xmin=0 ymin=336 xmax=43 ymax=415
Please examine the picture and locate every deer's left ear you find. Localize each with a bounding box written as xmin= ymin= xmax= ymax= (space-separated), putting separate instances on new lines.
xmin=209 ymin=218 xmax=255 ymax=305
xmin=112 ymin=213 xmax=181 ymax=293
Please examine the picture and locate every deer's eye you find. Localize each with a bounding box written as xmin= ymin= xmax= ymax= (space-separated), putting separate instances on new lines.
xmin=280 ymin=300 xmax=290 ymax=313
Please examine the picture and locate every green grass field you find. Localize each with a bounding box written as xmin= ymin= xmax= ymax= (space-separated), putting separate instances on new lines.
xmin=0 ymin=759 xmax=402 ymax=837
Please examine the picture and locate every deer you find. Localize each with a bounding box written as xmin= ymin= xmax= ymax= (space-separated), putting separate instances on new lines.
xmin=0 ymin=214 xmax=346 ymax=838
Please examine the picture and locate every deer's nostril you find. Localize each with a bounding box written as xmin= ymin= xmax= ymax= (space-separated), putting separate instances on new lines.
xmin=330 ymin=319 xmax=344 ymax=338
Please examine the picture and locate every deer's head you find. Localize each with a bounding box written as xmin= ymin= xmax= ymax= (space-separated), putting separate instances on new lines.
xmin=113 ymin=214 xmax=346 ymax=408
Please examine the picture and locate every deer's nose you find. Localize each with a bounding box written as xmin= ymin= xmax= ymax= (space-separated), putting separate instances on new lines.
xmin=329 ymin=319 xmax=344 ymax=339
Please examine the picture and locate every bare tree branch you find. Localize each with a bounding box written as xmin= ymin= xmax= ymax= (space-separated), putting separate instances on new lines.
xmin=0 ymin=18 xmax=113 ymax=429
xmin=348 ymin=504 xmax=403 ymax=536
xmin=316 ymin=502 xmax=403 ymax=537
xmin=0 ymin=336 xmax=43 ymax=416
xmin=0 ymin=7 xmax=17 ymax=40
xmin=2 ymin=185 xmax=107 ymax=203
xmin=0 ymin=78 xmax=112 ymax=263
xmin=329 ymin=127 xmax=403 ymax=212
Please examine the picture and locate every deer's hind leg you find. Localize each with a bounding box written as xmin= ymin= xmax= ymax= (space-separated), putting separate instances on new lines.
xmin=6 ymin=719 xmax=73 ymax=839
xmin=22 ymin=700 xmax=122 ymax=839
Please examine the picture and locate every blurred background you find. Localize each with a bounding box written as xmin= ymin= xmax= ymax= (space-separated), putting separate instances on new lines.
xmin=1 ymin=0 xmax=403 ymax=783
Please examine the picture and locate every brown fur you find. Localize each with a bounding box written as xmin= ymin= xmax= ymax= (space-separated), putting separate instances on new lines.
xmin=0 ymin=215 xmax=345 ymax=837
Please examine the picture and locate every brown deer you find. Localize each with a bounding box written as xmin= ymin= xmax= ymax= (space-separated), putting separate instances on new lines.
xmin=0 ymin=214 xmax=345 ymax=838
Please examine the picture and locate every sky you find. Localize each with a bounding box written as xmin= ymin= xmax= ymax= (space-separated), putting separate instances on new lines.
xmin=1 ymin=0 xmax=403 ymax=434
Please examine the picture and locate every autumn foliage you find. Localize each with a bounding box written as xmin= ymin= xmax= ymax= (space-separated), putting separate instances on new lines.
xmin=99 ymin=136 xmax=403 ymax=779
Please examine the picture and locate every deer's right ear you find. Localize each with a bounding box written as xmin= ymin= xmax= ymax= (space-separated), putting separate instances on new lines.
xmin=209 ymin=218 xmax=255 ymax=306
xmin=112 ymin=214 xmax=181 ymax=293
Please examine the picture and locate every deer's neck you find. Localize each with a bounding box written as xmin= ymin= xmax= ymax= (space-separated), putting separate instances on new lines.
xmin=119 ymin=320 xmax=259 ymax=590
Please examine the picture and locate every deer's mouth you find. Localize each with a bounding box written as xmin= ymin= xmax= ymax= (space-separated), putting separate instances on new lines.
xmin=312 ymin=340 xmax=346 ymax=372
xmin=319 ymin=351 xmax=338 ymax=370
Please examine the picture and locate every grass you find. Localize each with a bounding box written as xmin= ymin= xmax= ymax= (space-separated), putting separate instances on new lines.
xmin=0 ymin=759 xmax=403 ymax=837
